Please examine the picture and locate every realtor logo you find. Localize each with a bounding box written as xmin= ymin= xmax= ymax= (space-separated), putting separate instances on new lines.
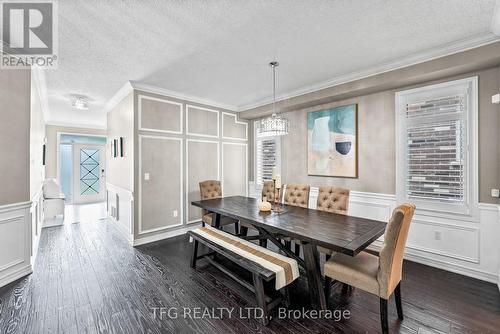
xmin=1 ymin=1 xmax=58 ymax=68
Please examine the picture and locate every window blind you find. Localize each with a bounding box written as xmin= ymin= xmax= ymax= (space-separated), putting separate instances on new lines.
xmin=256 ymin=139 xmax=277 ymax=185
xmin=405 ymin=95 xmax=466 ymax=203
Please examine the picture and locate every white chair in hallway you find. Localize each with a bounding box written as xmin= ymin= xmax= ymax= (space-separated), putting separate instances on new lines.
xmin=43 ymin=178 xmax=66 ymax=222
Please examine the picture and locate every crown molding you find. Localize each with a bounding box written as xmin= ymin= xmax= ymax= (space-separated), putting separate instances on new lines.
xmin=492 ymin=0 xmax=500 ymax=36
xmin=45 ymin=120 xmax=106 ymax=130
xmin=103 ymin=81 xmax=134 ymax=114
xmin=238 ymin=33 xmax=500 ymax=111
xmin=31 ymin=66 xmax=50 ymax=122
xmin=129 ymin=81 xmax=239 ymax=111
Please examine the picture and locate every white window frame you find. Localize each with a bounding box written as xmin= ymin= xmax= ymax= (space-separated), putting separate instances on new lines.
xmin=395 ymin=77 xmax=478 ymax=220
xmin=253 ymin=120 xmax=282 ymax=193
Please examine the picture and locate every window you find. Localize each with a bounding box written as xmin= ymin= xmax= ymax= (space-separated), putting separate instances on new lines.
xmin=254 ymin=121 xmax=281 ymax=187
xmin=396 ymin=77 xmax=478 ymax=216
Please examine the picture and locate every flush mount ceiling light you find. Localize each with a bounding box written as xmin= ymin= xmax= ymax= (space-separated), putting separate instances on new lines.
xmin=72 ymin=96 xmax=89 ymax=110
xmin=258 ymin=61 xmax=289 ymax=137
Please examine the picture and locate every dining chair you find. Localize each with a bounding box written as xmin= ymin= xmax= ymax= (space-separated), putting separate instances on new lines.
xmin=261 ymin=180 xmax=280 ymax=202
xmin=199 ymin=180 xmax=240 ymax=232
xmin=282 ymin=184 xmax=310 ymax=254
xmin=316 ymin=186 xmax=350 ymax=259
xmin=323 ymin=203 xmax=416 ymax=334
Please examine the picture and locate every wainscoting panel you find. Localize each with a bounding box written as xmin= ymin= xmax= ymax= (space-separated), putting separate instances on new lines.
xmin=222 ymin=143 xmax=248 ymax=197
xmin=186 ymin=139 xmax=219 ymax=223
xmin=249 ymin=182 xmax=499 ymax=285
xmin=139 ymin=135 xmax=183 ymax=235
xmin=222 ymin=112 xmax=248 ymax=140
xmin=0 ymin=202 xmax=32 ymax=288
xmin=186 ymin=105 xmax=219 ymax=138
xmin=107 ymin=183 xmax=134 ymax=244
xmin=138 ymin=95 xmax=183 ymax=134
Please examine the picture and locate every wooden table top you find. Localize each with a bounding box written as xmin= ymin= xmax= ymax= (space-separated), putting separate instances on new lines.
xmin=191 ymin=196 xmax=387 ymax=256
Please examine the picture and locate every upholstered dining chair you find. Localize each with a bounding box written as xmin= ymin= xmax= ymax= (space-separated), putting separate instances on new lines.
xmin=261 ymin=180 xmax=280 ymax=202
xmin=281 ymin=184 xmax=311 ymax=254
xmin=316 ymin=186 xmax=350 ymax=259
xmin=199 ymin=180 xmax=240 ymax=232
xmin=323 ymin=203 xmax=416 ymax=334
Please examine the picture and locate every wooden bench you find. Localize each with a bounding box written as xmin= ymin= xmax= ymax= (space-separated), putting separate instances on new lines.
xmin=189 ymin=226 xmax=298 ymax=325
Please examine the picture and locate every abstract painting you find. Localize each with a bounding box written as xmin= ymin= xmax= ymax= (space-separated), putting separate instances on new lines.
xmin=307 ymin=104 xmax=358 ymax=177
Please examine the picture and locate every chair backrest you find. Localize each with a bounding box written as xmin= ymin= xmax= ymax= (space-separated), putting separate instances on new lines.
xmin=283 ymin=184 xmax=310 ymax=208
xmin=316 ymin=186 xmax=350 ymax=214
xmin=199 ymin=180 xmax=222 ymax=215
xmin=261 ymin=180 xmax=279 ymax=202
xmin=377 ymin=203 xmax=416 ymax=299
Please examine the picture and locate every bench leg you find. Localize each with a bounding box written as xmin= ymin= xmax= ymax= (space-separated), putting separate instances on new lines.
xmin=252 ymin=273 xmax=269 ymax=326
xmin=190 ymin=239 xmax=199 ymax=268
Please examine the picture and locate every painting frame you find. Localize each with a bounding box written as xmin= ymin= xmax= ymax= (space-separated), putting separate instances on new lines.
xmin=307 ymin=104 xmax=358 ymax=178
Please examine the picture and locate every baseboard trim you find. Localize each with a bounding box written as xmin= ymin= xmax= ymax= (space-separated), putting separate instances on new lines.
xmin=0 ymin=264 xmax=32 ymax=288
xmin=133 ymin=223 xmax=201 ymax=246
xmin=368 ymin=242 xmax=498 ymax=284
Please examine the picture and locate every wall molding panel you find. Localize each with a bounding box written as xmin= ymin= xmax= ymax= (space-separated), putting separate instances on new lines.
xmin=186 ymin=104 xmax=220 ymax=138
xmin=138 ymin=135 xmax=183 ymax=235
xmin=138 ymin=94 xmax=183 ymax=134
xmin=222 ymin=142 xmax=248 ymax=197
xmin=222 ymin=112 xmax=248 ymax=141
xmin=106 ymin=182 xmax=134 ymax=245
xmin=186 ymin=139 xmax=220 ymax=224
xmin=0 ymin=202 xmax=32 ymax=288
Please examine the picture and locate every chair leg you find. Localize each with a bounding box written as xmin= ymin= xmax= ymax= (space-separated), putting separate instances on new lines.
xmin=240 ymin=225 xmax=248 ymax=237
xmin=324 ymin=276 xmax=332 ymax=300
xmin=395 ymin=282 xmax=403 ymax=320
xmin=380 ymin=298 xmax=388 ymax=334
xmin=252 ymin=273 xmax=269 ymax=326
xmin=190 ymin=239 xmax=199 ymax=268
xmin=259 ymin=237 xmax=268 ymax=248
xmin=294 ymin=243 xmax=300 ymax=256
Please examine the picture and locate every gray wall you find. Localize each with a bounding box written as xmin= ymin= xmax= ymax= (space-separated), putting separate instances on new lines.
xmin=249 ymin=67 xmax=500 ymax=203
xmin=107 ymin=93 xmax=134 ymax=191
xmin=45 ymin=125 xmax=106 ymax=179
xmin=0 ymin=69 xmax=31 ymax=205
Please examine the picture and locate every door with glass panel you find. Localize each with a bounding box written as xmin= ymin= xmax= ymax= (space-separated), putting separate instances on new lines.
xmin=72 ymin=144 xmax=106 ymax=204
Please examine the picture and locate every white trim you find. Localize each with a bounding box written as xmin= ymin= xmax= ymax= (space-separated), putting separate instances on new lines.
xmin=221 ymin=142 xmax=248 ymax=197
xmin=395 ymin=76 xmax=479 ymax=220
xmin=0 ymin=201 xmax=31 ymax=214
xmin=186 ymin=139 xmax=220 ymax=224
xmin=103 ymin=81 xmax=134 ymax=114
xmin=31 ymin=66 xmax=49 ymax=123
xmin=138 ymin=95 xmax=183 ymax=134
xmin=186 ymin=104 xmax=220 ymax=138
xmin=106 ymin=182 xmax=134 ymax=200
xmin=138 ymin=135 xmax=183 ymax=235
xmin=133 ymin=223 xmax=201 ymax=247
xmin=239 ymin=33 xmax=500 ymax=111
xmin=221 ymin=112 xmax=248 ymax=141
xmin=130 ymin=81 xmax=238 ymax=112
xmin=0 ymin=265 xmax=32 ymax=288
xmin=492 ymin=0 xmax=500 ymax=36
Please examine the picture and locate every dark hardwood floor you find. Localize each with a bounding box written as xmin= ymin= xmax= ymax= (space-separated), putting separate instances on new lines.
xmin=0 ymin=217 xmax=499 ymax=334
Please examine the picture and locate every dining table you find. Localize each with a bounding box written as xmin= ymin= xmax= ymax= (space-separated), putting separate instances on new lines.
xmin=191 ymin=195 xmax=387 ymax=310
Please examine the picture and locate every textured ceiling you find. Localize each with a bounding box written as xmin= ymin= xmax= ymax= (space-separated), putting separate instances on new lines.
xmin=44 ymin=0 xmax=499 ymax=128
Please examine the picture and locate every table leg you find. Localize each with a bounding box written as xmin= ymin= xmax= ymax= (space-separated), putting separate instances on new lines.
xmin=302 ymin=242 xmax=327 ymax=310
xmin=214 ymin=213 xmax=221 ymax=229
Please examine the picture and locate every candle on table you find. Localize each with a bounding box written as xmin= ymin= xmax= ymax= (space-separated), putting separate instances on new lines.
xmin=272 ymin=167 xmax=277 ymax=180
xmin=275 ymin=175 xmax=281 ymax=189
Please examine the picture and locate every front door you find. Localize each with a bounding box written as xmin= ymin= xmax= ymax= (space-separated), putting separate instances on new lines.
xmin=73 ymin=144 xmax=106 ymax=204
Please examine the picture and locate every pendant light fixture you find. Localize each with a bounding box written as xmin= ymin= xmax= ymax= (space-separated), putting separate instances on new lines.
xmin=257 ymin=61 xmax=289 ymax=137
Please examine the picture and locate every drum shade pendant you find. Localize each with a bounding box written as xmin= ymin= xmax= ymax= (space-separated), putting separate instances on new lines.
xmin=258 ymin=61 xmax=289 ymax=137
